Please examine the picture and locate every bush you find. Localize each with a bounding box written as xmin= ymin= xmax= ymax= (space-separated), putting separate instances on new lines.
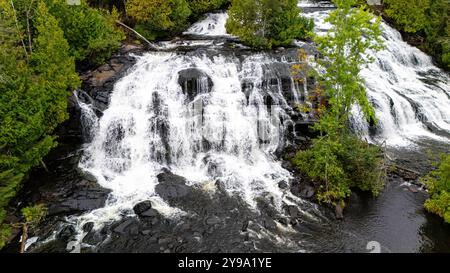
xmin=292 ymin=135 xmax=385 ymax=205
xmin=126 ymin=0 xmax=191 ymax=40
xmin=225 ymin=0 xmax=314 ymax=49
xmin=384 ymin=0 xmax=430 ymax=33
xmin=423 ymin=154 xmax=450 ymax=224
xmin=47 ymin=0 xmax=125 ymax=66
xmin=188 ymin=0 xmax=229 ymax=18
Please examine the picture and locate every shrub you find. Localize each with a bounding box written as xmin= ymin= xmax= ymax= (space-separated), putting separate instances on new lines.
xmin=423 ymin=154 xmax=450 ymax=224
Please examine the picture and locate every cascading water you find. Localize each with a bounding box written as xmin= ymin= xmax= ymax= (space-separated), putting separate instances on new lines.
xmin=49 ymin=0 xmax=450 ymax=252
xmin=299 ymin=1 xmax=450 ymax=147
xmin=73 ymin=48 xmax=319 ymax=245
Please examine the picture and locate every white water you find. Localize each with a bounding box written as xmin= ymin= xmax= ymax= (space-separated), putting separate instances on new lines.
xmin=67 ymin=0 xmax=450 ymax=249
xmin=184 ymin=12 xmax=231 ymax=37
xmin=74 ymin=51 xmax=319 ymax=235
xmin=299 ymin=1 xmax=450 ymax=147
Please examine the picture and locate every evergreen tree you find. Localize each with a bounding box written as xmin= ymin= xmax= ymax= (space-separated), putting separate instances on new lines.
xmin=0 ymin=0 xmax=79 ymax=248
xmin=384 ymin=0 xmax=430 ymax=33
xmin=225 ymin=0 xmax=313 ymax=49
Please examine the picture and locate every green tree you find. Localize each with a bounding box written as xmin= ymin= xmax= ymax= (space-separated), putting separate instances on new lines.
xmin=31 ymin=0 xmax=80 ymax=132
xmin=188 ymin=0 xmax=228 ymax=18
xmin=384 ymin=0 xmax=430 ymax=33
xmin=46 ymin=0 xmax=125 ymax=66
xmin=423 ymin=154 xmax=450 ymax=224
xmin=0 ymin=0 xmax=79 ymax=248
xmin=126 ymin=0 xmax=191 ymax=40
xmin=292 ymin=0 xmax=385 ymax=206
xmin=16 ymin=204 xmax=47 ymax=253
xmin=225 ymin=0 xmax=314 ymax=49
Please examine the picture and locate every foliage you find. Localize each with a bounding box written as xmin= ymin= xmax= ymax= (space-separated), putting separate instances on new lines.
xmin=292 ymin=135 xmax=384 ymax=204
xmin=423 ymin=154 xmax=450 ymax=224
xmin=225 ymin=0 xmax=314 ymax=49
xmin=383 ymin=0 xmax=450 ymax=69
xmin=21 ymin=204 xmax=47 ymax=225
xmin=188 ymin=0 xmax=229 ymax=18
xmin=291 ymin=0 xmax=385 ymax=205
xmin=46 ymin=0 xmax=125 ymax=66
xmin=0 ymin=0 xmax=79 ymax=248
xmin=384 ymin=0 xmax=430 ymax=33
xmin=126 ymin=0 xmax=191 ymax=40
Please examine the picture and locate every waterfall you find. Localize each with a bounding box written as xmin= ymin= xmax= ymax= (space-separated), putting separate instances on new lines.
xmin=67 ymin=0 xmax=450 ymax=249
xmin=299 ymin=1 xmax=450 ymax=147
xmin=73 ymin=50 xmax=318 ymax=234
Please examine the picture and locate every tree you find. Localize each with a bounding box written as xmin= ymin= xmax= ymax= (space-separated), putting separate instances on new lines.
xmin=31 ymin=0 xmax=80 ymax=132
xmin=46 ymin=0 xmax=125 ymax=66
xmin=0 ymin=0 xmax=79 ymax=248
xmin=225 ymin=0 xmax=314 ymax=49
xmin=292 ymin=0 xmax=385 ymax=207
xmin=188 ymin=0 xmax=229 ymax=18
xmin=384 ymin=0 xmax=430 ymax=33
xmin=14 ymin=204 xmax=47 ymax=253
xmin=423 ymin=154 xmax=450 ymax=224
xmin=126 ymin=0 xmax=191 ymax=40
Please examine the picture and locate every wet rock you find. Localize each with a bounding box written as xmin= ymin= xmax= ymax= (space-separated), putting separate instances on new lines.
xmin=83 ymin=231 xmax=105 ymax=245
xmin=278 ymin=181 xmax=288 ymax=189
xmin=133 ymin=200 xmax=153 ymax=216
xmin=58 ymin=225 xmax=76 ymax=242
xmin=49 ymin=188 xmax=111 ymax=215
xmin=206 ymin=216 xmax=221 ymax=225
xmin=156 ymin=170 xmax=191 ymax=202
xmin=81 ymin=170 xmax=97 ymax=182
xmin=82 ymin=222 xmax=94 ymax=233
xmin=178 ymin=68 xmax=213 ymax=101
xmin=113 ymin=219 xmax=137 ymax=234
xmin=141 ymin=230 xmax=151 ymax=236
xmin=287 ymin=205 xmax=301 ymax=219
xmin=141 ymin=208 xmax=159 ymax=218
xmin=300 ymin=185 xmax=315 ymax=199
xmin=263 ymin=217 xmax=277 ymax=231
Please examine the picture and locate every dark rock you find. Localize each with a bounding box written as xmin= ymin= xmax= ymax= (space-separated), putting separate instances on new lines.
xmin=156 ymin=170 xmax=191 ymax=202
xmin=263 ymin=217 xmax=277 ymax=231
xmin=141 ymin=208 xmax=159 ymax=218
xmin=178 ymin=68 xmax=213 ymax=101
xmin=287 ymin=205 xmax=301 ymax=219
xmin=278 ymin=181 xmax=288 ymax=189
xmin=58 ymin=225 xmax=76 ymax=242
xmin=206 ymin=216 xmax=221 ymax=225
xmin=82 ymin=222 xmax=94 ymax=233
xmin=241 ymin=220 xmax=249 ymax=232
xmin=113 ymin=219 xmax=137 ymax=234
xmin=300 ymin=185 xmax=315 ymax=199
xmin=83 ymin=231 xmax=105 ymax=245
xmin=133 ymin=200 xmax=153 ymax=215
xmin=81 ymin=171 xmax=97 ymax=182
xmin=141 ymin=230 xmax=151 ymax=236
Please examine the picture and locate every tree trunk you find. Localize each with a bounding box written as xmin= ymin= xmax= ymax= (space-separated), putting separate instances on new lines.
xmin=20 ymin=224 xmax=28 ymax=253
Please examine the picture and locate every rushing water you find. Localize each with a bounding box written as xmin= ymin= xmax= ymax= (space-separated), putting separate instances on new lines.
xmin=24 ymin=0 xmax=450 ymax=253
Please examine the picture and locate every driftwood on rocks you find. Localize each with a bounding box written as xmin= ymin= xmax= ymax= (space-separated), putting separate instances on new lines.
xmin=115 ymin=20 xmax=160 ymax=51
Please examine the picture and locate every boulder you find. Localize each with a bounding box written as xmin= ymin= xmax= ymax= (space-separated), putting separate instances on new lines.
xmin=156 ymin=170 xmax=190 ymax=201
xmin=178 ymin=68 xmax=213 ymax=101
xmin=133 ymin=201 xmax=153 ymax=216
